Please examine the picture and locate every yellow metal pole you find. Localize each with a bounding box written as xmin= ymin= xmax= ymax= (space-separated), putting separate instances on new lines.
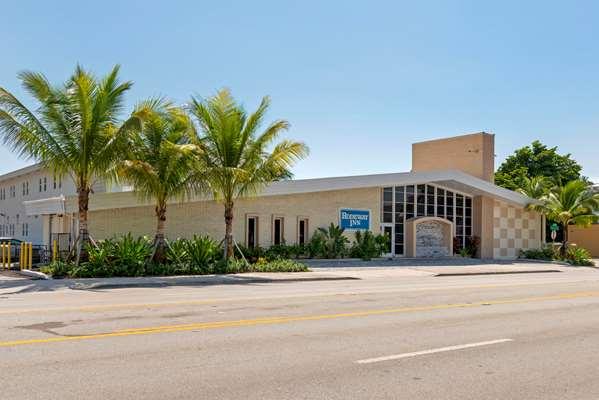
xmin=1 ymin=243 xmax=5 ymax=269
xmin=28 ymin=242 xmax=32 ymax=269
xmin=53 ymin=240 xmax=58 ymax=262
xmin=7 ymin=242 xmax=11 ymax=270
xmin=19 ymin=243 xmax=23 ymax=270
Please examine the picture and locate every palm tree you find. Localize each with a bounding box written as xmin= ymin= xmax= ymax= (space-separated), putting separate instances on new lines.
xmin=118 ymin=99 xmax=201 ymax=262
xmin=541 ymin=180 xmax=599 ymax=256
xmin=189 ymin=89 xmax=308 ymax=259
xmin=0 ymin=65 xmax=141 ymax=262
xmin=517 ymin=176 xmax=549 ymax=208
xmin=317 ymin=223 xmax=349 ymax=258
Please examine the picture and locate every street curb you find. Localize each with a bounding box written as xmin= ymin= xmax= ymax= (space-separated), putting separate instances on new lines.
xmin=518 ymin=258 xmax=572 ymax=266
xmin=434 ymin=269 xmax=562 ymax=277
xmin=17 ymin=270 xmax=50 ymax=280
xmin=70 ymin=275 xmax=359 ymax=290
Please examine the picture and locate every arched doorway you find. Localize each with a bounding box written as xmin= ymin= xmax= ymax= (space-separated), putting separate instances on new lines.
xmin=405 ymin=217 xmax=453 ymax=257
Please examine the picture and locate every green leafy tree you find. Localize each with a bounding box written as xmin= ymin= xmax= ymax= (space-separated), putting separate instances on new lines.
xmin=118 ymin=100 xmax=201 ymax=262
xmin=540 ymin=180 xmax=599 ymax=256
xmin=495 ymin=140 xmax=586 ymax=191
xmin=189 ymin=89 xmax=309 ymax=259
xmin=0 ymin=65 xmax=141 ymax=262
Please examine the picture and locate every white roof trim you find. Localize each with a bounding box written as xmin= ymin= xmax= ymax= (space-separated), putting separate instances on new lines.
xmin=0 ymin=163 xmax=42 ymax=181
xmin=23 ymin=195 xmax=65 ymax=216
xmin=260 ymin=169 xmax=533 ymax=206
xmin=67 ymin=169 xmax=534 ymax=212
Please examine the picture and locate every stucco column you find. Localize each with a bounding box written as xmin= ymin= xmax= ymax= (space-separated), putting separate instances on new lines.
xmin=472 ymin=195 xmax=494 ymax=259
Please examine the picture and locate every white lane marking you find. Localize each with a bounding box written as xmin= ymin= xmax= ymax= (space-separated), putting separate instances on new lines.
xmin=355 ymin=339 xmax=514 ymax=364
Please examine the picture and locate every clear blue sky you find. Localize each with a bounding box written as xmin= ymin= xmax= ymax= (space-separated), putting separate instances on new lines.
xmin=2 ymin=0 xmax=599 ymax=181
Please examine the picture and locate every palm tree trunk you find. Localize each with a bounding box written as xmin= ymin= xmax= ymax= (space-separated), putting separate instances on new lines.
xmin=75 ymin=187 xmax=91 ymax=264
xmin=153 ymin=203 xmax=167 ymax=263
xmin=224 ymin=203 xmax=234 ymax=259
xmin=560 ymin=221 xmax=569 ymax=258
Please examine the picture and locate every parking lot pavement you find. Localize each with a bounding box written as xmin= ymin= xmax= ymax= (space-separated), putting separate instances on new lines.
xmin=0 ymin=270 xmax=28 ymax=281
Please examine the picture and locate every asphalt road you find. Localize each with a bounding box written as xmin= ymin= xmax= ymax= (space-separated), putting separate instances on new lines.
xmin=2 ymin=266 xmax=599 ymax=399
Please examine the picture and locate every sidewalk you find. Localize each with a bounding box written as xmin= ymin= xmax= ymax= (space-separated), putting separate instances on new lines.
xmin=2 ymin=261 xmax=592 ymax=293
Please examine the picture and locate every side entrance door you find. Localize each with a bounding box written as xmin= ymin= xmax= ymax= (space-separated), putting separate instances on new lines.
xmin=380 ymin=223 xmax=393 ymax=257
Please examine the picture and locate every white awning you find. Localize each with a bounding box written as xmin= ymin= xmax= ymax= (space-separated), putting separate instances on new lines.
xmin=23 ymin=196 xmax=65 ymax=216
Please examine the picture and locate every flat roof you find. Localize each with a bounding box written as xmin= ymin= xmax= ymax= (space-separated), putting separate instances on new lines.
xmin=64 ymin=169 xmax=534 ymax=213
xmin=0 ymin=163 xmax=42 ymax=181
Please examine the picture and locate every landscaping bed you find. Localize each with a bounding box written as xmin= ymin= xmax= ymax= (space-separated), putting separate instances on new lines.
xmin=41 ymin=234 xmax=308 ymax=279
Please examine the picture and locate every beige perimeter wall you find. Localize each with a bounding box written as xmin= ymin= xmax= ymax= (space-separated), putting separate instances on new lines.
xmin=87 ymin=188 xmax=380 ymax=247
xmin=569 ymin=225 xmax=599 ymax=257
xmin=492 ymin=200 xmax=543 ymax=259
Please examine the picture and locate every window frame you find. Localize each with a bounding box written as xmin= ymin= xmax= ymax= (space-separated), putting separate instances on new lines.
xmin=245 ymin=214 xmax=259 ymax=248
xmin=271 ymin=215 xmax=285 ymax=246
xmin=297 ymin=217 xmax=309 ymax=246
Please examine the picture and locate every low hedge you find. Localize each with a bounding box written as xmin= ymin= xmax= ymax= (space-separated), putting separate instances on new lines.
xmin=520 ymin=245 xmax=595 ymax=266
xmin=41 ymin=256 xmax=308 ymax=279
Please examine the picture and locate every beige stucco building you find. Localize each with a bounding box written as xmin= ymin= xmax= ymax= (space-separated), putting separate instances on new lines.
xmin=0 ymin=132 xmax=548 ymax=259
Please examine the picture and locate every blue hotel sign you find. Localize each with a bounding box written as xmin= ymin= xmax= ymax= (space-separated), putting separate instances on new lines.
xmin=339 ymin=208 xmax=370 ymax=230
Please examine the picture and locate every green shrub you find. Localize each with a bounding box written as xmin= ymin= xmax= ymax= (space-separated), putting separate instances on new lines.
xmin=350 ymin=230 xmax=388 ymax=260
xmin=109 ymin=234 xmax=153 ymax=276
xmin=234 ymin=244 xmax=266 ymax=263
xmin=307 ymin=232 xmax=327 ymax=258
xmin=249 ymin=258 xmax=309 ymax=272
xmin=182 ymin=235 xmax=221 ymax=270
xmin=519 ymin=246 xmax=555 ymax=260
xmin=43 ymin=233 xmax=311 ymax=278
xmin=565 ymin=247 xmax=595 ymax=266
xmin=263 ymin=244 xmax=307 ymax=260
xmin=40 ymin=261 xmax=73 ymax=278
xmin=315 ymin=224 xmax=349 ymax=258
xmin=458 ymin=236 xmax=480 ymax=258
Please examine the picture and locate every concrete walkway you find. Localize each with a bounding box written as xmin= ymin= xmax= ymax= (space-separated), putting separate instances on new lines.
xmin=1 ymin=261 xmax=590 ymax=293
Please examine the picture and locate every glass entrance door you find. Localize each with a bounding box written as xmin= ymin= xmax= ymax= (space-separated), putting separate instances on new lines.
xmin=381 ymin=224 xmax=393 ymax=257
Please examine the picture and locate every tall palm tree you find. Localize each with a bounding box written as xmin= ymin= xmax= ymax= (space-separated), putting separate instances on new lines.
xmin=118 ymin=99 xmax=201 ymax=262
xmin=517 ymin=176 xmax=550 ymax=220
xmin=541 ymin=180 xmax=599 ymax=255
xmin=189 ymin=89 xmax=309 ymax=259
xmin=0 ymin=65 xmax=140 ymax=262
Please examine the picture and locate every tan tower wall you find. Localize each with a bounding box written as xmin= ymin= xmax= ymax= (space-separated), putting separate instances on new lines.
xmin=412 ymin=132 xmax=495 ymax=182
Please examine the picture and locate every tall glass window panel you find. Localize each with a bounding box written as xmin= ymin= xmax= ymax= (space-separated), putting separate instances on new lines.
xmin=446 ymin=191 xmax=454 ymax=221
xmin=382 ymin=187 xmax=393 ymax=223
xmin=426 ymin=185 xmax=435 ymax=216
xmin=436 ymin=189 xmax=445 ymax=217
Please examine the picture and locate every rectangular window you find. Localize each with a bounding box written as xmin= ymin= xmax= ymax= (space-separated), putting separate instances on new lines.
xmin=272 ymin=216 xmax=284 ymax=246
xmin=39 ymin=178 xmax=42 ymax=192
xmin=426 ymin=185 xmax=435 ymax=216
xmin=446 ymin=191 xmax=454 ymax=221
xmin=436 ymin=188 xmax=445 ymax=217
xmin=382 ymin=187 xmax=393 ymax=223
xmin=246 ymin=216 xmax=258 ymax=248
xmin=298 ymin=218 xmax=308 ymax=246
xmin=43 ymin=177 xmax=47 ymax=191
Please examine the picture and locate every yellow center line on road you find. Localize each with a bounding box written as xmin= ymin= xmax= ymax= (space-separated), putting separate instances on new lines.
xmin=1 ymin=290 xmax=599 ymax=348
xmin=0 ymin=278 xmax=593 ymax=315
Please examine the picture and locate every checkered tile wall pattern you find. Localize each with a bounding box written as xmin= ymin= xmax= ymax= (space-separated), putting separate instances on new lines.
xmin=492 ymin=200 xmax=543 ymax=259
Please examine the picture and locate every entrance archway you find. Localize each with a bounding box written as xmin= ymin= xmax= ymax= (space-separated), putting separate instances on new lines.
xmin=405 ymin=217 xmax=453 ymax=257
